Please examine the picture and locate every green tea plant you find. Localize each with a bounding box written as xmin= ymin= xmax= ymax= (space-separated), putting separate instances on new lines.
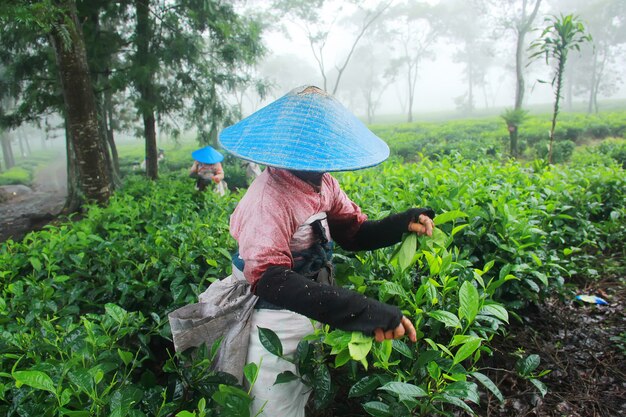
xmin=1 ymin=152 xmax=623 ymax=416
xmin=371 ymin=111 xmax=626 ymax=163
xmin=258 ymin=224 xmax=519 ymax=416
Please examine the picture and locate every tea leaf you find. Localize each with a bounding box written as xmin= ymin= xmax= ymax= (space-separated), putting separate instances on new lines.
xmin=348 ymin=332 xmax=373 ymax=361
xmin=274 ymin=370 xmax=298 ymax=385
xmin=349 ymin=376 xmax=381 ymax=398
xmin=428 ymin=310 xmax=461 ymax=329
xmin=459 ymin=281 xmax=479 ymax=324
xmin=453 ymin=338 xmax=482 ymax=365
xmin=29 ymin=257 xmax=42 ymax=272
xmin=362 ymin=401 xmax=392 ymax=417
xmin=13 ymin=370 xmax=56 ymax=394
xmin=530 ymin=378 xmax=548 ymax=397
xmin=444 ymin=381 xmax=480 ymax=404
xmin=258 ymin=326 xmax=283 ymax=357
xmin=437 ymin=393 xmax=475 ymax=414
xmin=398 ymin=233 xmax=417 ymax=271
xmin=434 ymin=210 xmax=468 ymax=225
xmin=516 ymin=354 xmax=540 ymax=376
xmin=379 ymin=381 xmax=427 ymax=398
xmin=480 ymin=304 xmax=509 ymax=323
xmin=244 ymin=362 xmax=259 ymax=386
xmin=110 ymin=386 xmax=142 ymax=417
xmin=105 ymin=303 xmax=129 ymax=324
xmin=392 ymin=339 xmax=414 ymax=359
xmin=313 ymin=364 xmax=332 ymax=407
xmin=117 ymin=349 xmax=134 ymax=366
xmin=471 ymin=371 xmax=504 ymax=403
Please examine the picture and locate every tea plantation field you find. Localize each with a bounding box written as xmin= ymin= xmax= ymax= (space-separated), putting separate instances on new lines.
xmin=1 ymin=116 xmax=625 ymax=416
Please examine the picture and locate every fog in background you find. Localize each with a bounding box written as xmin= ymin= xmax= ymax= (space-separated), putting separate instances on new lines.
xmin=3 ymin=0 xmax=625 ymax=158
xmin=237 ymin=0 xmax=626 ymax=121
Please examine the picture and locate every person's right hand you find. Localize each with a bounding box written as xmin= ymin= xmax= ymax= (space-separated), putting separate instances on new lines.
xmin=408 ymin=213 xmax=435 ymax=237
xmin=374 ymin=316 xmax=417 ymax=343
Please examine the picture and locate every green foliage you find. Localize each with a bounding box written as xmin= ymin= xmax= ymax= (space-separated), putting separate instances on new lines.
xmin=257 ymin=156 xmax=624 ymax=415
xmin=1 ymin=151 xmax=624 ymax=416
xmin=529 ymin=14 xmax=592 ymax=163
xmin=0 ymin=166 xmax=30 ymax=186
xmin=501 ymin=108 xmax=528 ymax=128
xmin=371 ymin=111 xmax=626 ymax=163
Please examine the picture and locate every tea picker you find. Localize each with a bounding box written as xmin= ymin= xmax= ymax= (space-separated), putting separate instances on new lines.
xmin=189 ymin=145 xmax=227 ymax=195
xmin=170 ymin=86 xmax=436 ymax=417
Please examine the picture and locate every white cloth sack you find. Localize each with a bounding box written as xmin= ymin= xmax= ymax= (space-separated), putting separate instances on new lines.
xmin=168 ymin=268 xmax=257 ymax=381
xmin=246 ymin=309 xmax=316 ymax=417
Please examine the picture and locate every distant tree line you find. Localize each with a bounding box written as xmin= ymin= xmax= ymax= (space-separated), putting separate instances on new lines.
xmin=259 ymin=0 xmax=624 ymax=124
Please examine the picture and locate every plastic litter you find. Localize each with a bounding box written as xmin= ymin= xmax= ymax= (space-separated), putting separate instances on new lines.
xmin=575 ymin=295 xmax=608 ymax=305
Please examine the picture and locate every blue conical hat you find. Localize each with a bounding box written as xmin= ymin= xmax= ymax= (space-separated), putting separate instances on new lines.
xmin=218 ymin=86 xmax=389 ymax=172
xmin=192 ymin=146 xmax=224 ymax=164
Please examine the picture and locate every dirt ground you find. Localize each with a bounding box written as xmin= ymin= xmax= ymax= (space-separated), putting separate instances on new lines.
xmin=0 ymin=156 xmax=67 ymax=242
xmin=1 ymin=162 xmax=624 ymax=417
xmin=477 ymin=270 xmax=625 ymax=417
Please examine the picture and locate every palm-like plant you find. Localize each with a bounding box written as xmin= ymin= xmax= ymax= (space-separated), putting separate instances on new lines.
xmin=529 ymin=14 xmax=592 ymax=163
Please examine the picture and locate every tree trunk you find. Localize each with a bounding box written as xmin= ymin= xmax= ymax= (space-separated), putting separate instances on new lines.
xmin=50 ymin=0 xmax=112 ymax=205
xmin=514 ymin=0 xmax=541 ymax=110
xmin=63 ymin=116 xmax=81 ymax=213
xmin=1 ymin=131 xmax=15 ymax=169
xmin=17 ymin=132 xmax=26 ymax=157
xmin=467 ymin=55 xmax=475 ymax=113
xmin=509 ymin=127 xmax=519 ymax=157
xmin=514 ymin=28 xmax=525 ymax=110
xmin=136 ymin=0 xmax=158 ymax=180
xmin=104 ymin=88 xmax=121 ymax=185
xmin=549 ymin=56 xmax=566 ymax=164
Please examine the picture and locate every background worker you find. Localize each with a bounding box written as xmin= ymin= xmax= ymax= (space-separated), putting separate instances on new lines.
xmin=189 ymin=145 xmax=226 ymax=195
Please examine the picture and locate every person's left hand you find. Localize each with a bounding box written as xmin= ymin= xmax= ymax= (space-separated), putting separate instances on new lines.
xmin=408 ymin=213 xmax=435 ymax=237
xmin=213 ymin=176 xmax=221 ymax=183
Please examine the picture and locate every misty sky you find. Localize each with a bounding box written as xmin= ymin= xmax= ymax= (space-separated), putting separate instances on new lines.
xmin=240 ymin=0 xmax=626 ymax=119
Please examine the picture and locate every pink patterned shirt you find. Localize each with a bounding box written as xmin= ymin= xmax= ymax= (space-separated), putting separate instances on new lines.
xmin=230 ymin=167 xmax=368 ymax=289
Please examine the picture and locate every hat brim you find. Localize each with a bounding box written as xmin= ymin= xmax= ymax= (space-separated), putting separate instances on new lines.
xmin=218 ymin=86 xmax=389 ymax=172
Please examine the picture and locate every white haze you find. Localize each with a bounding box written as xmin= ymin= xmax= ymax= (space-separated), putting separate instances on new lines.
xmin=241 ymin=0 xmax=626 ymax=120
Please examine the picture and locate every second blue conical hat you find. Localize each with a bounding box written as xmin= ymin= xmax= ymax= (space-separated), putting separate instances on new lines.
xmin=192 ymin=146 xmax=224 ymax=164
xmin=218 ymin=86 xmax=389 ymax=172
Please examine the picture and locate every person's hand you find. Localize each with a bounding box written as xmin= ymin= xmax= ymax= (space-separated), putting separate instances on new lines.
xmin=408 ymin=213 xmax=435 ymax=237
xmin=213 ymin=176 xmax=221 ymax=184
xmin=374 ymin=316 xmax=417 ymax=343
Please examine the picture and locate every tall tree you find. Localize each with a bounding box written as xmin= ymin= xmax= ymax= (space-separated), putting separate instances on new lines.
xmin=0 ymin=0 xmax=112 ymax=206
xmin=387 ymin=0 xmax=440 ymax=122
xmin=338 ymin=40 xmax=397 ymax=123
xmin=488 ymin=0 xmax=542 ymax=156
xmin=273 ymin=0 xmax=392 ymax=95
xmin=567 ymin=0 xmax=626 ymax=113
xmin=49 ymin=0 xmax=112 ymax=205
xmin=512 ymin=0 xmax=542 ymax=110
xmin=529 ymin=14 xmax=592 ymax=163
xmin=445 ymin=0 xmax=494 ymax=114
xmin=128 ymin=0 xmax=265 ymax=178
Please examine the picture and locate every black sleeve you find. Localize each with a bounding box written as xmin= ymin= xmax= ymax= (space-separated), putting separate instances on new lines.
xmin=332 ymin=207 xmax=435 ymax=251
xmin=255 ymin=266 xmax=403 ymax=335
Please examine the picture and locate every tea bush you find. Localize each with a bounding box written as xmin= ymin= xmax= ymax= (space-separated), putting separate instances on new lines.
xmin=1 ymin=153 xmax=624 ymax=416
xmin=372 ymin=111 xmax=626 ymax=163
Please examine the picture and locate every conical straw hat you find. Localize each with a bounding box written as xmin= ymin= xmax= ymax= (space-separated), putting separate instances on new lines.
xmin=192 ymin=146 xmax=224 ymax=164
xmin=218 ymin=86 xmax=389 ymax=172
